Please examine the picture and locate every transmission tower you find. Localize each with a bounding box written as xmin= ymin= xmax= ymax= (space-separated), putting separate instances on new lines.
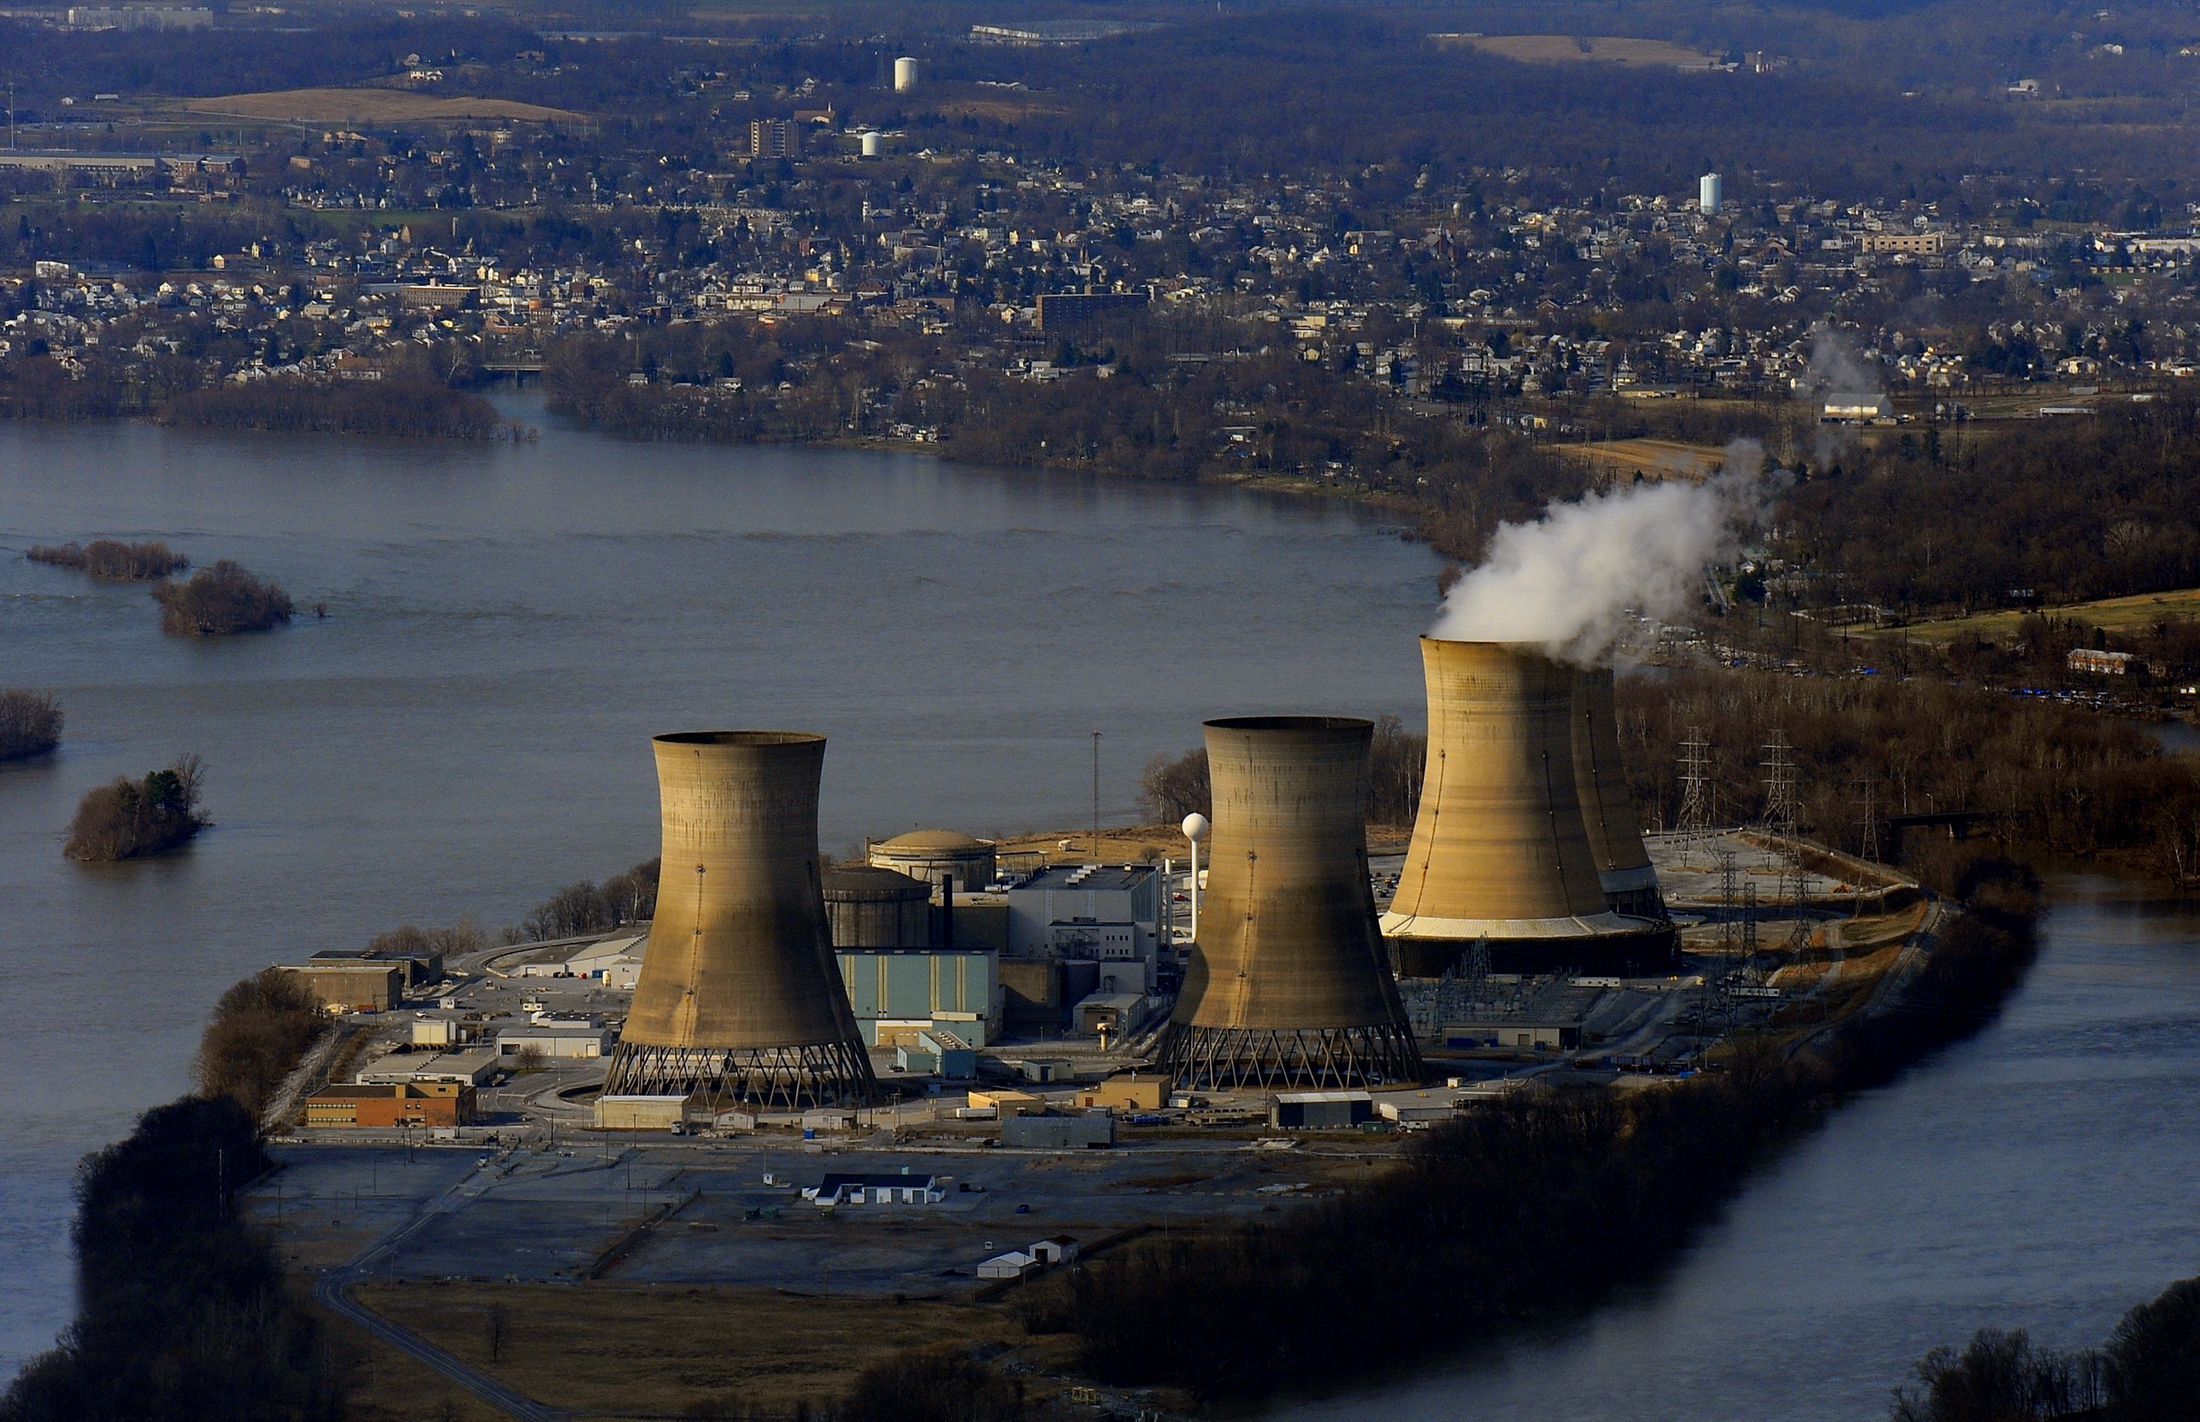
xmin=1718 ymin=849 xmax=1742 ymax=957
xmin=1762 ymin=731 xmax=1814 ymax=954
xmin=1856 ymin=778 xmax=1883 ymax=865
xmin=1678 ymin=724 xmax=1714 ymax=858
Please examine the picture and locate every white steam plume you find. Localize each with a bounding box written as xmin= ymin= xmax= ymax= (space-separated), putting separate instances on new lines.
xmin=1430 ymin=444 xmax=1778 ymax=665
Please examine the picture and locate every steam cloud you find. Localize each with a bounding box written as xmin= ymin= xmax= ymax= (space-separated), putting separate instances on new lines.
xmin=1430 ymin=442 xmax=1778 ymax=664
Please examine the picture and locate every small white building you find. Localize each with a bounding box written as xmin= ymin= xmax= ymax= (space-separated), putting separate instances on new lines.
xmin=978 ymin=1250 xmax=1037 ymax=1280
xmin=495 ymin=1024 xmax=611 ymax=1059
xmin=1030 ymin=1236 xmax=1080 ymax=1266
xmin=802 ymin=1173 xmax=946 ymax=1207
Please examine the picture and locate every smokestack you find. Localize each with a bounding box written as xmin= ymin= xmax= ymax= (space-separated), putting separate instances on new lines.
xmin=1382 ymin=640 xmax=1635 ymax=975
xmin=606 ymin=731 xmax=875 ymax=1108
xmin=1159 ymin=716 xmax=1422 ymax=1089
xmin=1571 ymin=667 xmax=1664 ymax=918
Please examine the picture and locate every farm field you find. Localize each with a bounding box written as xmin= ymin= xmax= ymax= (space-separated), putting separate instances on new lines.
xmin=1556 ymin=437 xmax=1730 ymax=483
xmin=179 ymin=88 xmax=584 ymax=124
xmin=1866 ymin=587 xmax=2200 ymax=643
xmin=1434 ymin=34 xmax=1721 ymax=68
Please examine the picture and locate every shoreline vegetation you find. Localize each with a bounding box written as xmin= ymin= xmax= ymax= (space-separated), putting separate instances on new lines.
xmin=64 ymin=755 xmax=209 ymax=862
xmin=1893 ymin=1273 xmax=2200 ymax=1422
xmin=26 ymin=540 xmax=188 ymax=581
xmin=0 ymin=690 xmax=62 ymax=762
xmin=153 ymin=560 xmax=294 ymax=636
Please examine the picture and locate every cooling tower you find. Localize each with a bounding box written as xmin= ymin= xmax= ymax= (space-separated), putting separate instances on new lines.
xmin=1571 ymin=666 xmax=1665 ymax=918
xmin=604 ymin=731 xmax=875 ymax=1108
xmin=1381 ymin=640 xmax=1640 ymax=976
xmin=1159 ymin=716 xmax=1422 ymax=1090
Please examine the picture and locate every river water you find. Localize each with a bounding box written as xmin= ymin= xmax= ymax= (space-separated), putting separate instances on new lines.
xmin=0 ymin=393 xmax=1439 ymax=1374
xmin=1277 ymin=874 xmax=2200 ymax=1422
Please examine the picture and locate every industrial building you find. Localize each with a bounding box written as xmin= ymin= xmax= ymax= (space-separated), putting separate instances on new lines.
xmin=1003 ymin=864 xmax=1163 ymax=989
xmin=1270 ymin=1091 xmax=1375 ymax=1130
xmin=496 ymin=1023 xmax=611 ymax=1059
xmin=836 ymin=946 xmax=1001 ymax=1046
xmin=303 ymin=1081 xmax=473 ymax=1129
xmin=1381 ymin=641 xmax=1670 ymax=976
xmin=1160 ymin=716 xmax=1423 ymax=1089
xmin=358 ymin=1050 xmax=499 ymax=1087
xmin=603 ymin=731 xmax=876 ymax=1108
xmin=280 ymin=962 xmax=403 ymax=1013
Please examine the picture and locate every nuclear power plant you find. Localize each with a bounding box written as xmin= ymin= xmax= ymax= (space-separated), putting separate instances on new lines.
xmin=603 ymin=731 xmax=876 ymax=1109
xmin=1159 ymin=717 xmax=1423 ymax=1089
xmin=1382 ymin=639 xmax=1669 ymax=976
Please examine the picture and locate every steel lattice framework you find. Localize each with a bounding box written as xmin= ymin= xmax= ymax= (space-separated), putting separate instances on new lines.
xmin=602 ymin=1040 xmax=873 ymax=1111
xmin=1158 ymin=1022 xmax=1423 ymax=1092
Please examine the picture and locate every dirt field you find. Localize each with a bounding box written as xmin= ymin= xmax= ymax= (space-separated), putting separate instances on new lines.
xmin=180 ymin=88 xmax=584 ymax=124
xmin=1436 ymin=33 xmax=1720 ymax=68
xmin=1557 ymin=437 xmax=1731 ymax=484
xmin=1865 ymin=587 xmax=2200 ymax=644
xmin=353 ymin=1282 xmax=1017 ymax=1417
xmin=932 ymin=95 xmax=1070 ymax=122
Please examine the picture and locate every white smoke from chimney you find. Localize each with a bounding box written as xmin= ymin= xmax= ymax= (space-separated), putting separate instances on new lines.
xmin=1430 ymin=443 xmax=1779 ymax=665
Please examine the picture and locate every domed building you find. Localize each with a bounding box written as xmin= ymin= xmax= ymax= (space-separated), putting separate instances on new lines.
xmin=866 ymin=829 xmax=997 ymax=895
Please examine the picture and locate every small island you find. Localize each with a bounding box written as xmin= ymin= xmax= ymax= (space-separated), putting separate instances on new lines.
xmin=27 ymin=540 xmax=189 ymax=581
xmin=0 ymin=690 xmax=63 ymax=762
xmin=151 ymin=560 xmax=294 ymax=637
xmin=64 ymin=756 xmax=209 ymax=862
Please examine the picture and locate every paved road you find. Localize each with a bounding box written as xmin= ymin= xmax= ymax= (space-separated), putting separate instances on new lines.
xmin=315 ymin=1158 xmax=570 ymax=1422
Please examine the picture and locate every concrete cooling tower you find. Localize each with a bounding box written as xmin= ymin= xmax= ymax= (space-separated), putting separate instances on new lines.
xmin=1570 ymin=666 xmax=1665 ymax=918
xmin=1159 ymin=716 xmax=1423 ymax=1090
xmin=604 ymin=731 xmax=876 ymax=1108
xmin=1381 ymin=640 xmax=1656 ymax=976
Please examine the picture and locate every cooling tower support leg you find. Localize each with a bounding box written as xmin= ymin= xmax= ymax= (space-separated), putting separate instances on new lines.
xmin=603 ymin=1040 xmax=875 ymax=1109
xmin=1158 ymin=1022 xmax=1424 ymax=1091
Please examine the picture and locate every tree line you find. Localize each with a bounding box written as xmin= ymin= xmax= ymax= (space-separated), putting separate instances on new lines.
xmin=153 ymin=561 xmax=294 ymax=637
xmin=1893 ymin=1273 xmax=2200 ymax=1422
xmin=27 ymin=540 xmax=187 ymax=581
xmin=0 ymin=963 xmax=342 ymax=1422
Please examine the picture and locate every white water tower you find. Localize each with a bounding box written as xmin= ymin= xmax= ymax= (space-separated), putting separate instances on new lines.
xmin=1699 ymin=172 xmax=1724 ymax=216
xmin=860 ymin=130 xmax=883 ymax=159
xmin=1182 ymin=811 xmax=1209 ymax=941
xmin=893 ymin=56 xmax=920 ymax=93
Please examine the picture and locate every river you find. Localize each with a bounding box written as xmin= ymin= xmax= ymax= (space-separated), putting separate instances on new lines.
xmin=1276 ymin=873 xmax=2200 ymax=1422
xmin=0 ymin=393 xmax=1440 ymax=1375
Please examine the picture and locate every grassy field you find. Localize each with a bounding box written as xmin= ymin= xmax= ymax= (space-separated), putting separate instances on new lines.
xmin=180 ymin=88 xmax=584 ymax=124
xmin=1556 ymin=437 xmax=1730 ymax=483
xmin=1866 ymin=587 xmax=2200 ymax=644
xmin=352 ymin=1282 xmax=1019 ymax=1418
xmin=1435 ymin=34 xmax=1720 ymax=68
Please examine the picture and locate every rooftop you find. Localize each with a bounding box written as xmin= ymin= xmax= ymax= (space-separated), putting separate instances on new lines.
xmin=1016 ymin=864 xmax=1156 ymax=893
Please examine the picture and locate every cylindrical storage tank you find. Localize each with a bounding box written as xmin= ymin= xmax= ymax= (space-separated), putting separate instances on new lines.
xmin=1159 ymin=717 xmax=1422 ymax=1090
xmin=1381 ymin=640 xmax=1636 ymax=975
xmin=1570 ymin=666 xmax=1664 ymax=918
xmin=868 ymin=829 xmax=996 ymax=895
xmin=606 ymin=732 xmax=875 ymax=1108
xmin=823 ymin=865 xmax=932 ymax=948
xmin=892 ymin=56 xmax=919 ymax=92
xmin=860 ymin=130 xmax=883 ymax=158
xmin=1699 ymin=171 xmax=1723 ymax=216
